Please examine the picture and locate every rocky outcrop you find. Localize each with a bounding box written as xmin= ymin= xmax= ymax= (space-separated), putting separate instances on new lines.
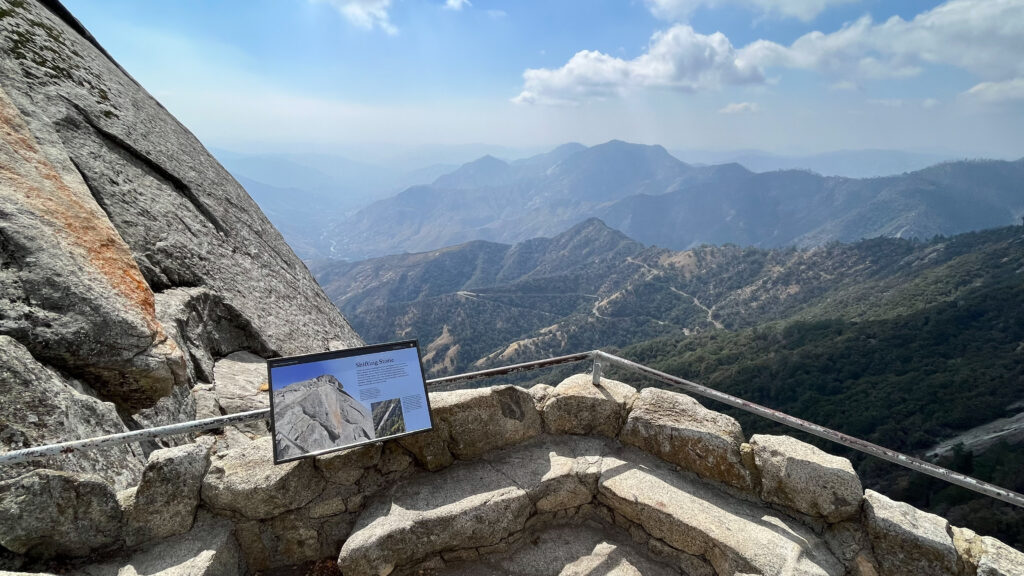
xmin=620 ymin=387 xmax=751 ymax=490
xmin=0 ymin=0 xmax=361 ymax=488
xmin=863 ymin=489 xmax=959 ymax=576
xmin=123 ymin=443 xmax=211 ymax=548
xmin=0 ymin=469 xmax=122 ymax=558
xmin=3 ymin=376 xmax=1024 ymax=576
xmin=749 ymin=434 xmax=863 ymax=523
xmin=0 ymin=336 xmax=145 ymax=490
xmin=80 ymin=512 xmax=243 ymax=576
xmin=272 ymin=374 xmax=374 ymax=460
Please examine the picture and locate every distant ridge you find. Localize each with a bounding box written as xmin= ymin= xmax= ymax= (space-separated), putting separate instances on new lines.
xmin=325 ymin=140 xmax=1024 ymax=260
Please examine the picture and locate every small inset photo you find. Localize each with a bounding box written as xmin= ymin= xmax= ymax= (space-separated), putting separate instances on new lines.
xmin=372 ymin=398 xmax=406 ymax=437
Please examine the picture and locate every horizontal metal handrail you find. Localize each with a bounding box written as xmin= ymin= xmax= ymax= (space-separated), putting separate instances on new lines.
xmin=595 ymin=351 xmax=1024 ymax=509
xmin=1 ymin=348 xmax=1021 ymax=510
xmin=0 ymin=351 xmax=592 ymax=467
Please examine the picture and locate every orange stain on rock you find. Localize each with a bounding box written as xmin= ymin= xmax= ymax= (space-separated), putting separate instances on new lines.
xmin=0 ymin=87 xmax=161 ymax=336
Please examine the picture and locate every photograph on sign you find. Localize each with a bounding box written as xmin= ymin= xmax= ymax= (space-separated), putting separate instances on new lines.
xmin=266 ymin=340 xmax=433 ymax=463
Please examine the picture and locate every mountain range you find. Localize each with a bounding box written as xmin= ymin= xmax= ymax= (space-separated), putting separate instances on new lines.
xmin=322 ymin=140 xmax=1024 ymax=261
xmin=314 ymin=219 xmax=1024 ymax=547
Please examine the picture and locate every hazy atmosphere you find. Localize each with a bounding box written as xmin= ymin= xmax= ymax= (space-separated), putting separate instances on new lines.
xmin=64 ymin=0 xmax=1024 ymax=160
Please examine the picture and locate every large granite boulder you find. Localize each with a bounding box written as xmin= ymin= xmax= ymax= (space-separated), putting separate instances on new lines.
xmin=863 ymin=490 xmax=958 ymax=576
xmin=0 ymin=336 xmax=145 ymax=490
xmin=123 ymin=443 xmax=211 ymax=548
xmin=619 ymin=387 xmax=751 ymax=490
xmin=750 ymin=434 xmax=862 ymax=522
xmin=201 ymin=437 xmax=325 ymax=520
xmin=953 ymin=526 xmax=1024 ymax=576
xmin=0 ymin=469 xmax=122 ymax=558
xmin=540 ymin=375 xmax=636 ymax=437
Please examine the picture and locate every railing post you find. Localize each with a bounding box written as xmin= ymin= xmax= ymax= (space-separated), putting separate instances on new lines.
xmin=591 ymin=352 xmax=602 ymax=386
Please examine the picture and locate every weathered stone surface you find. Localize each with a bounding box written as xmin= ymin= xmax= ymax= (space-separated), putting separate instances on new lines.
xmin=436 ymin=524 xmax=680 ymax=576
xmin=0 ymin=1 xmax=360 ymax=367
xmin=0 ymin=78 xmax=185 ymax=409
xmin=863 ymin=489 xmax=957 ymax=576
xmin=80 ymin=512 xmax=243 ymax=576
xmin=0 ymin=336 xmax=145 ymax=490
xmin=201 ymin=437 xmax=324 ymax=520
xmin=0 ymin=470 xmax=122 ymax=558
xmin=378 ymin=441 xmax=414 ymax=474
xmin=316 ymin=442 xmax=382 ymax=484
xmin=158 ymin=289 xmax=274 ymax=386
xmin=398 ymin=427 xmax=454 ymax=471
xmin=212 ymin=352 xmax=270 ymax=416
xmin=750 ymin=434 xmax=862 ymax=522
xmin=541 ymin=375 xmax=636 ymax=437
xmin=337 ymin=459 xmax=533 ymax=575
xmin=952 ymin=526 xmax=1024 ymax=576
xmin=619 ymin=387 xmax=750 ymax=490
xmin=124 ymin=443 xmax=211 ymax=547
xmin=434 ymin=385 xmax=543 ymax=460
xmin=598 ymin=446 xmax=842 ymax=576
xmin=484 ymin=435 xmax=608 ymax=513
xmin=273 ymin=374 xmax=373 ymax=460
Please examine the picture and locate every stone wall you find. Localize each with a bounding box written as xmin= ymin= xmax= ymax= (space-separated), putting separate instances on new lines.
xmin=1 ymin=375 xmax=1021 ymax=576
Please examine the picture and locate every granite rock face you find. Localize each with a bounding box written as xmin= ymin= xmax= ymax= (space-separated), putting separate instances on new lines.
xmin=0 ymin=336 xmax=145 ymax=490
xmin=0 ymin=0 xmax=362 ymax=486
xmin=272 ymin=374 xmax=374 ymax=460
xmin=0 ymin=469 xmax=122 ymax=558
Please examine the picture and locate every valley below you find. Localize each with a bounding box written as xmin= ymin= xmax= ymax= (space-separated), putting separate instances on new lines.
xmin=314 ymin=219 xmax=1024 ymax=549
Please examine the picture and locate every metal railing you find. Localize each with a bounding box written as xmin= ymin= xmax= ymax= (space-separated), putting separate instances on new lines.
xmin=2 ymin=349 xmax=1022 ymax=510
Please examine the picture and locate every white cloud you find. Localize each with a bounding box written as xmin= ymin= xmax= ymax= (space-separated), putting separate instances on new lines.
xmin=513 ymin=25 xmax=763 ymax=105
xmin=867 ymin=98 xmax=903 ymax=108
xmin=444 ymin=0 xmax=471 ymax=11
xmin=645 ymin=0 xmax=857 ymax=22
xmin=719 ymin=102 xmax=760 ymax=114
xmin=963 ymin=78 xmax=1024 ymax=103
xmin=922 ymin=98 xmax=940 ymax=109
xmin=740 ymin=0 xmax=1024 ymax=82
xmin=315 ymin=0 xmax=397 ymax=35
xmin=486 ymin=9 xmax=507 ymax=19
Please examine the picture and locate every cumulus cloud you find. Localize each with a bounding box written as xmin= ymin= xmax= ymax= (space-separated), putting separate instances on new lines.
xmin=316 ymin=0 xmax=397 ymax=35
xmin=444 ymin=0 xmax=471 ymax=11
xmin=740 ymin=0 xmax=1024 ymax=82
xmin=645 ymin=0 xmax=857 ymax=22
xmin=719 ymin=102 xmax=760 ymax=114
xmin=516 ymin=0 xmax=1024 ymax=106
xmin=963 ymin=78 xmax=1024 ymax=103
xmin=513 ymin=25 xmax=763 ymax=105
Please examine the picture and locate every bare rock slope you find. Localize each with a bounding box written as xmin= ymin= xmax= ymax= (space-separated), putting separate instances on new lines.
xmin=0 ymin=0 xmax=360 ymax=487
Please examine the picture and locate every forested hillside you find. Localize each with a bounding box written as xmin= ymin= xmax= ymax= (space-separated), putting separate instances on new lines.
xmin=317 ymin=222 xmax=1024 ymax=547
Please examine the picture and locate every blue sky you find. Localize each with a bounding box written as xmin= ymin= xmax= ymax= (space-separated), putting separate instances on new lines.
xmin=63 ymin=0 xmax=1024 ymax=159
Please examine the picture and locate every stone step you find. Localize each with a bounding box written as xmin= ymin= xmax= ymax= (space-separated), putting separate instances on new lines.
xmin=436 ymin=524 xmax=682 ymax=576
xmin=76 ymin=512 xmax=243 ymax=576
xmin=337 ymin=435 xmax=843 ymax=576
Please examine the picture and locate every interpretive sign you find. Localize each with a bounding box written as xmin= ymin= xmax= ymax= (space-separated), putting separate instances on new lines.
xmin=266 ymin=340 xmax=433 ymax=464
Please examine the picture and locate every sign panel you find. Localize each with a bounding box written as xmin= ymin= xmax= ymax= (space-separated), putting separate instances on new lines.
xmin=266 ymin=340 xmax=433 ymax=464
